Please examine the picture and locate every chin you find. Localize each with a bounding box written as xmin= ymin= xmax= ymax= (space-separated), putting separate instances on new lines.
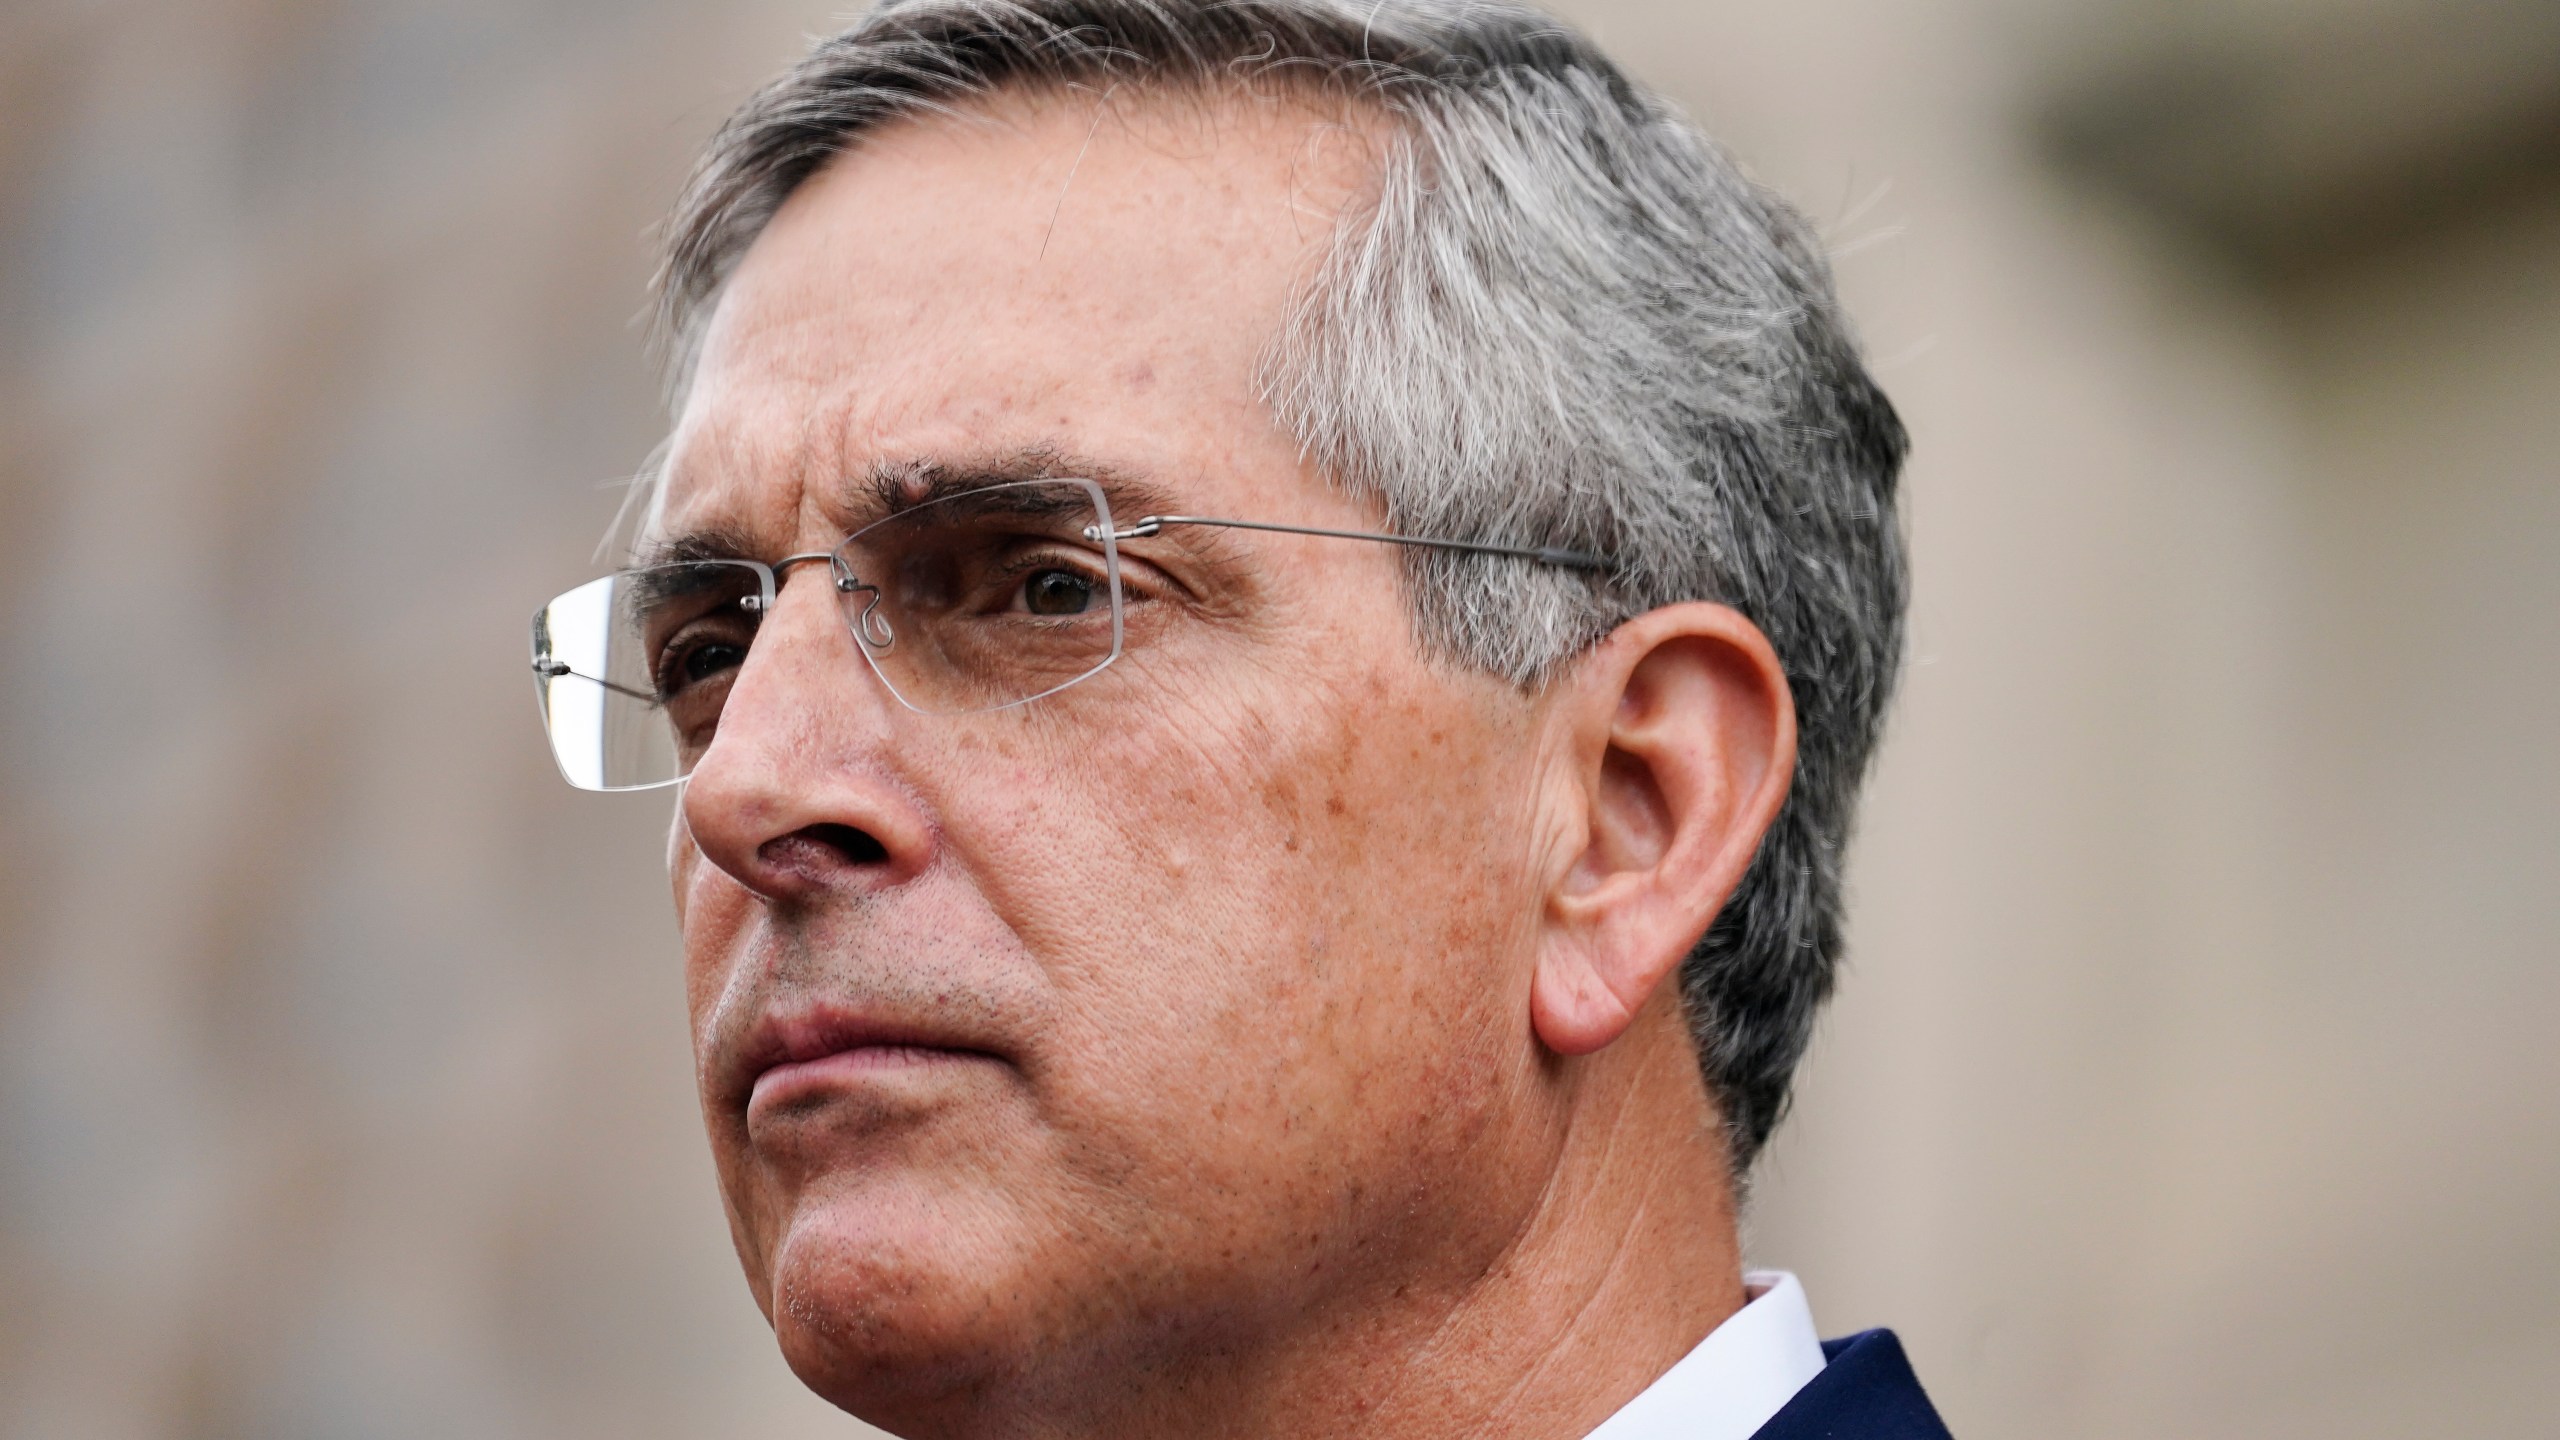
xmin=762 ymin=1182 xmax=1049 ymax=1423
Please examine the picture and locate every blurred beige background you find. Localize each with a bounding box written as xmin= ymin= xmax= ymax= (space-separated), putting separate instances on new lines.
xmin=2 ymin=1 xmax=2553 ymax=1437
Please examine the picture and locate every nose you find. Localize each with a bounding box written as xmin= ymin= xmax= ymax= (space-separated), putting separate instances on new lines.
xmin=676 ymin=566 xmax=933 ymax=902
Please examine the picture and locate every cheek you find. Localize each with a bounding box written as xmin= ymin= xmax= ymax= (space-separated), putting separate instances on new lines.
xmin=670 ymin=829 xmax=745 ymax=1023
xmin=1284 ymin=692 xmax=1544 ymax=1076
xmin=950 ymin=657 xmax=1535 ymax=1172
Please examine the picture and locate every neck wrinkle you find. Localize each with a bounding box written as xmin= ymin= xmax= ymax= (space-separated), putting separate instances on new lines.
xmin=1304 ymin=996 xmax=1747 ymax=1440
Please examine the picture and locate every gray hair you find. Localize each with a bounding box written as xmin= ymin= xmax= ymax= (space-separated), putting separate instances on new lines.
xmin=655 ymin=0 xmax=1908 ymax=1171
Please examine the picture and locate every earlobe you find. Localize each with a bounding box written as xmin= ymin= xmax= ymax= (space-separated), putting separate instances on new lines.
xmin=1531 ymin=604 xmax=1795 ymax=1058
xmin=1531 ymin=940 xmax=1643 ymax=1056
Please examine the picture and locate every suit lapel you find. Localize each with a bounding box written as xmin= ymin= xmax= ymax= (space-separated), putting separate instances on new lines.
xmin=1749 ymin=1330 xmax=1955 ymax=1440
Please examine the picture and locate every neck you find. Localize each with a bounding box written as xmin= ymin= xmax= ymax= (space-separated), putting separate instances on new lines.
xmin=983 ymin=997 xmax=1747 ymax=1440
xmin=1343 ymin=1005 xmax=1747 ymax=1440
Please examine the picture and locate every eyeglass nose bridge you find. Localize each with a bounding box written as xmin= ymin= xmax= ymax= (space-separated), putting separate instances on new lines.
xmin=770 ymin=550 xmax=892 ymax=652
xmin=726 ymin=552 xmax=894 ymax=651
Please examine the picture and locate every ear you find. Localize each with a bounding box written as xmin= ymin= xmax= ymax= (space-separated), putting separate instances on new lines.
xmin=1532 ymin=604 xmax=1797 ymax=1056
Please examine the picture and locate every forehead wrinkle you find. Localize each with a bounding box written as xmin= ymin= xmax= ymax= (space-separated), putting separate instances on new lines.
xmin=653 ymin=372 xmax=869 ymax=556
xmin=661 ymin=88 xmax=1378 ymax=561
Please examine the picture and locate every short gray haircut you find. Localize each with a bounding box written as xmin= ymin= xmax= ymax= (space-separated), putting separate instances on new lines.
xmin=655 ymin=0 xmax=1908 ymax=1171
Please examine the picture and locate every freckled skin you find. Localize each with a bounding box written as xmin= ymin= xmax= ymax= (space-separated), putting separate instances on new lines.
xmin=661 ymin=93 xmax=1779 ymax=1440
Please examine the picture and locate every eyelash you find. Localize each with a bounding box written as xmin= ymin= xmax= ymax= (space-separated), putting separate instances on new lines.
xmin=652 ymin=623 xmax=749 ymax=700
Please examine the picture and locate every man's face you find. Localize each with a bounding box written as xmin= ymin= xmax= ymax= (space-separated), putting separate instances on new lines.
xmin=661 ymin=95 xmax=1575 ymax=1418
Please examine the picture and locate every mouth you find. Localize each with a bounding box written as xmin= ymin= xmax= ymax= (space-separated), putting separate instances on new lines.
xmin=730 ymin=1006 xmax=1007 ymax=1120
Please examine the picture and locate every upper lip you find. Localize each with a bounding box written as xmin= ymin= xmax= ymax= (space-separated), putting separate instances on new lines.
xmin=720 ymin=1002 xmax=996 ymax=1106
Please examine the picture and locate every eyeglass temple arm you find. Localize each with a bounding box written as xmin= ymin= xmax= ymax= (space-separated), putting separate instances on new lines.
xmin=1103 ymin=515 xmax=1608 ymax=572
xmin=532 ymin=658 xmax=659 ymax=705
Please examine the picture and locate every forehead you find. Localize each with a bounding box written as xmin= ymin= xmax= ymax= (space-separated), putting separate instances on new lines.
xmin=658 ymin=88 xmax=1381 ymax=545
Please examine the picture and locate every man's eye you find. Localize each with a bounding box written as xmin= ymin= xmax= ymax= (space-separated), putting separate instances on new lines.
xmin=1020 ymin=568 xmax=1098 ymax=616
xmin=656 ymin=634 xmax=749 ymax=699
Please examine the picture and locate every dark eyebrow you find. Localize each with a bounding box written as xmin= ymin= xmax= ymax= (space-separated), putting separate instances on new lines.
xmin=636 ymin=448 xmax=1191 ymax=570
xmin=847 ymin=450 xmax=1187 ymax=530
xmin=630 ymin=522 xmax=767 ymax=570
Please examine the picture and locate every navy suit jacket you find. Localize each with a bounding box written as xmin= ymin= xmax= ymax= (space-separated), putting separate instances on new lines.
xmin=1750 ymin=1331 xmax=1954 ymax=1440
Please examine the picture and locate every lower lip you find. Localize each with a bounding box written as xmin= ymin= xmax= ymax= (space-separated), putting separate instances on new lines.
xmin=747 ymin=1045 xmax=995 ymax=1112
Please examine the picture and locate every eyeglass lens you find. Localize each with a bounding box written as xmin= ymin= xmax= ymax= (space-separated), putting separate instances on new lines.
xmin=530 ymin=479 xmax=1122 ymax=791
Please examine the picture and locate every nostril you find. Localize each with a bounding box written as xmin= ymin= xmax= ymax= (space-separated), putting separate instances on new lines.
xmin=804 ymin=823 xmax=888 ymax=865
xmin=758 ymin=822 xmax=890 ymax=874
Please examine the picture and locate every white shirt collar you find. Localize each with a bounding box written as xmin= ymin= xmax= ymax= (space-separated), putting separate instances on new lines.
xmin=1580 ymin=1271 xmax=1827 ymax=1440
